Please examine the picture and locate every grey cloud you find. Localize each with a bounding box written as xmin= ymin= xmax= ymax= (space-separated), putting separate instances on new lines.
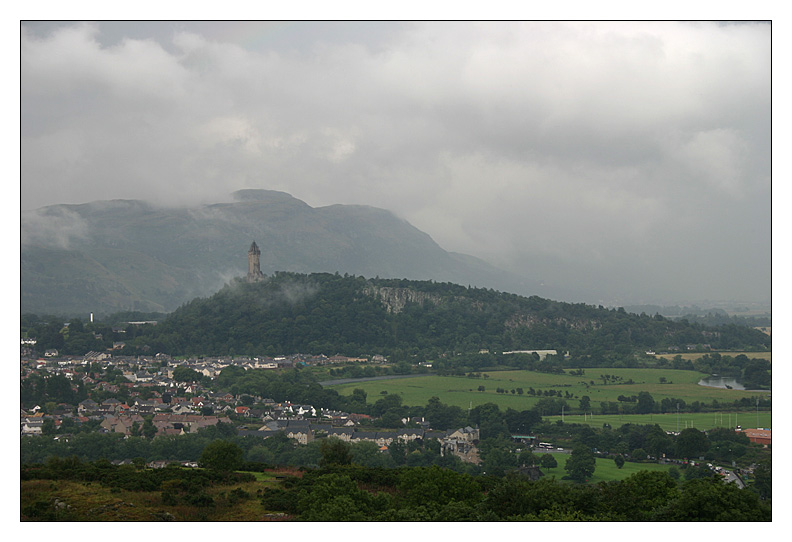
xmin=21 ymin=21 xmax=770 ymax=306
xmin=21 ymin=207 xmax=90 ymax=249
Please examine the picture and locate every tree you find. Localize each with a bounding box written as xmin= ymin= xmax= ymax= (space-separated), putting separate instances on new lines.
xmin=614 ymin=454 xmax=625 ymax=469
xmin=397 ymin=465 xmax=482 ymax=509
xmin=600 ymin=470 xmax=680 ymax=521
xmin=539 ymin=453 xmax=557 ymax=470
xmin=173 ymin=366 xmax=202 ymax=383
xmin=752 ymin=461 xmax=771 ymax=501
xmin=636 ymin=391 xmax=655 ymax=414
xmin=655 ymin=478 xmax=771 ymax=521
xmin=319 ymin=437 xmax=353 ymax=467
xmin=579 ymin=395 xmax=591 ymax=412
xmin=199 ymin=439 xmax=243 ymax=472
xmin=564 ymin=444 xmax=596 ymax=482
xmin=518 ymin=449 xmax=537 ymax=467
xmin=631 ymin=448 xmax=648 ymax=461
xmin=41 ymin=418 xmax=57 ymax=435
xmin=142 ymin=417 xmax=157 ymax=439
xmin=675 ymin=428 xmax=709 ymax=459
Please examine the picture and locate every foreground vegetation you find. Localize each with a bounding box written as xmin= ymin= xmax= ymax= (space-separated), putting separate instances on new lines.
xmin=21 ymin=457 xmax=770 ymax=521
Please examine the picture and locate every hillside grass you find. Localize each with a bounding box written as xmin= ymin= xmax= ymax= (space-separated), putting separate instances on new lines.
xmin=330 ymin=367 xmax=770 ymax=412
xmin=21 ymin=473 xmax=289 ymax=521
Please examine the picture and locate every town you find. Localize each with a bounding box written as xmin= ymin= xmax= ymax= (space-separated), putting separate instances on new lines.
xmin=20 ymin=345 xmax=486 ymax=466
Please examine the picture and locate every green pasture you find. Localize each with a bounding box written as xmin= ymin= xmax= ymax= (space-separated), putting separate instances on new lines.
xmin=544 ymin=411 xmax=771 ymax=432
xmin=538 ymin=454 xmax=678 ymax=484
xmin=653 ymin=351 xmax=771 ymax=362
xmin=330 ymin=368 xmax=770 ymax=412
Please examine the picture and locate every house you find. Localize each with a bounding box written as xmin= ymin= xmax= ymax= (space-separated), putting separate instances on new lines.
xmin=78 ymin=399 xmax=99 ymax=415
xmin=171 ymin=404 xmax=194 ymax=415
xmin=327 ymin=427 xmax=354 ymax=441
xmin=258 ymin=419 xmax=314 ymax=444
xmin=21 ymin=418 xmax=43 ymax=436
xmin=397 ymin=428 xmax=425 ymax=443
xmin=101 ymin=398 xmax=124 ymax=413
xmin=350 ymin=431 xmax=395 ymax=447
xmin=446 ymin=426 xmax=480 ymax=443
xmin=289 ymin=404 xmax=316 ymax=417
xmin=440 ymin=426 xmax=481 ymax=464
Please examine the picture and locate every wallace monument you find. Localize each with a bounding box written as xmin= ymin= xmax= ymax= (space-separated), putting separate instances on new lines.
xmin=246 ymin=241 xmax=266 ymax=282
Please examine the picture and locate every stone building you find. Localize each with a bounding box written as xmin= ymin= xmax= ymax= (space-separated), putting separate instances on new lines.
xmin=247 ymin=241 xmax=265 ymax=282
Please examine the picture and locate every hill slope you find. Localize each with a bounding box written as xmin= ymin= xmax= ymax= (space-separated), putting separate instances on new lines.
xmin=21 ymin=190 xmax=544 ymax=315
xmin=131 ymin=273 xmax=770 ymax=357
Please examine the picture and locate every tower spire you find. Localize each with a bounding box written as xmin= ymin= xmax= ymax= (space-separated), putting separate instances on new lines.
xmin=247 ymin=241 xmax=265 ymax=282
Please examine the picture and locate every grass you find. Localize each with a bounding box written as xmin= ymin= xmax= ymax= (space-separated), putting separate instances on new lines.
xmin=330 ymin=367 xmax=770 ymax=411
xmin=20 ymin=470 xmax=295 ymax=521
xmin=538 ymin=454 xmax=677 ymax=484
xmin=545 ymin=410 xmax=772 ymax=432
xmin=653 ymin=351 xmax=771 ymax=362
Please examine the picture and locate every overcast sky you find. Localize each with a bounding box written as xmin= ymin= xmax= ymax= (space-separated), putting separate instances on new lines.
xmin=20 ymin=21 xmax=771 ymax=307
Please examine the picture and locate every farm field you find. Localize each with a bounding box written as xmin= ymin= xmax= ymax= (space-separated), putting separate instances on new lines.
xmin=544 ymin=411 xmax=772 ymax=432
xmin=330 ymin=368 xmax=770 ymax=412
xmin=538 ymin=454 xmax=679 ymax=484
xmin=653 ymin=351 xmax=771 ymax=362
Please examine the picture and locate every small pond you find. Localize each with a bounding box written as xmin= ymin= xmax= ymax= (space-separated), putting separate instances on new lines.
xmin=698 ymin=375 xmax=768 ymax=392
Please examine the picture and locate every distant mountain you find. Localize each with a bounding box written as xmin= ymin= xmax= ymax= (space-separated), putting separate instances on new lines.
xmin=21 ymin=190 xmax=548 ymax=315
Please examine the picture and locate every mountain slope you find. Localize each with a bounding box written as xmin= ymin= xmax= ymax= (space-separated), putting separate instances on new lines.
xmin=21 ymin=190 xmax=547 ymax=315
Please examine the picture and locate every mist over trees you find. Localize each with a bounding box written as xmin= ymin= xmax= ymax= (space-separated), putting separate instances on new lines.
xmin=22 ymin=273 xmax=769 ymax=362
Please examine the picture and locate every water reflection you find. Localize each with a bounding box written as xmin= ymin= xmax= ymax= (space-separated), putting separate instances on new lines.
xmin=697 ymin=375 xmax=768 ymax=391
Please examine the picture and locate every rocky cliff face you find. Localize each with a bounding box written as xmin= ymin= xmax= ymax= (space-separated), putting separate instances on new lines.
xmin=364 ymin=285 xmax=446 ymax=314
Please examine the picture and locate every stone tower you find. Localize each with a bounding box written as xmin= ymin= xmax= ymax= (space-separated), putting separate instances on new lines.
xmin=247 ymin=241 xmax=265 ymax=282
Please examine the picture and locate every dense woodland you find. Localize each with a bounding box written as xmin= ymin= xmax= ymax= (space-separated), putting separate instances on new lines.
xmin=21 ymin=273 xmax=771 ymax=362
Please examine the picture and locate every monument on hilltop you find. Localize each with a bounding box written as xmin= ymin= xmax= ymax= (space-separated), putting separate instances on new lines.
xmin=246 ymin=241 xmax=265 ymax=282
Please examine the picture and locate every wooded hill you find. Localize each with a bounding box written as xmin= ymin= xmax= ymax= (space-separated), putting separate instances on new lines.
xmin=117 ymin=273 xmax=770 ymax=359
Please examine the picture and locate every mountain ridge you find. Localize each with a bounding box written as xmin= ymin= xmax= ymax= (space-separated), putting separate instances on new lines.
xmin=21 ymin=190 xmax=551 ymax=315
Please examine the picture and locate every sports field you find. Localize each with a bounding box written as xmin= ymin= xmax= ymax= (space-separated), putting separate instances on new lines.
xmin=330 ymin=367 xmax=770 ymax=412
xmin=543 ymin=411 xmax=771 ymax=432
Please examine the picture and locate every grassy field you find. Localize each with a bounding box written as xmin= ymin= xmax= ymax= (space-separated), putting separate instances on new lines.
xmin=653 ymin=351 xmax=771 ymax=362
xmin=544 ymin=411 xmax=772 ymax=432
xmin=539 ymin=453 xmax=678 ymax=484
xmin=330 ymin=368 xmax=770 ymax=412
